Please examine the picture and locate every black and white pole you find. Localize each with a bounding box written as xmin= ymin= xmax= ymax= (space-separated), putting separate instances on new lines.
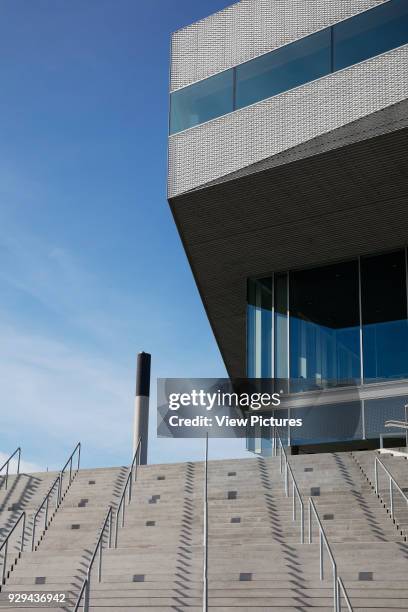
xmin=133 ymin=352 xmax=151 ymax=464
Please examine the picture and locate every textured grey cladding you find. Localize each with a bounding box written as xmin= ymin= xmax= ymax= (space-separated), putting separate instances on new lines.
xmin=169 ymin=124 xmax=408 ymax=377
xmin=170 ymin=0 xmax=387 ymax=91
xmin=168 ymin=45 xmax=408 ymax=198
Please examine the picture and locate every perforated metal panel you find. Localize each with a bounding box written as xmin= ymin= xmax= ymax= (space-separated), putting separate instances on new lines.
xmin=170 ymin=0 xmax=386 ymax=92
xmin=168 ymin=45 xmax=408 ymax=198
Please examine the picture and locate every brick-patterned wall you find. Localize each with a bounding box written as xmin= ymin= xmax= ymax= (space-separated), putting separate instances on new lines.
xmin=170 ymin=0 xmax=386 ymax=92
xmin=168 ymin=45 xmax=408 ymax=198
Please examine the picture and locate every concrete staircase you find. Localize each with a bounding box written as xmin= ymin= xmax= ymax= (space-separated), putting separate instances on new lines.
xmin=0 ymin=451 xmax=407 ymax=610
xmin=289 ymin=451 xmax=408 ymax=611
xmin=352 ymin=448 xmax=408 ymax=539
xmin=0 ymin=467 xmax=127 ymax=611
xmin=0 ymin=470 xmax=62 ymax=579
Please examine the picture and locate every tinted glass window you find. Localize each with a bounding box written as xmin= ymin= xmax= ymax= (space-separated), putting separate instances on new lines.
xmin=274 ymin=273 xmax=288 ymax=379
xmin=289 ymin=261 xmax=361 ymax=390
xmin=170 ymin=70 xmax=233 ymax=134
xmin=235 ymin=29 xmax=331 ymax=109
xmin=247 ymin=278 xmax=273 ymax=378
xmin=361 ymin=250 xmax=408 ymax=382
xmin=333 ymin=0 xmax=408 ymax=71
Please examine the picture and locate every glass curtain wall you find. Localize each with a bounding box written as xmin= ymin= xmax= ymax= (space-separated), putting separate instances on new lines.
xmin=290 ymin=261 xmax=361 ymax=389
xmin=361 ymin=251 xmax=408 ymax=381
xmin=247 ymin=249 xmax=408 ymax=388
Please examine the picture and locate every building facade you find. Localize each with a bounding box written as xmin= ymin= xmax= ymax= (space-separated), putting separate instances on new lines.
xmin=168 ymin=0 xmax=408 ymax=452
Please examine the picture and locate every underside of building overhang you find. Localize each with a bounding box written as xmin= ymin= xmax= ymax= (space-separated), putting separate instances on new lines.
xmin=168 ymin=99 xmax=408 ymax=378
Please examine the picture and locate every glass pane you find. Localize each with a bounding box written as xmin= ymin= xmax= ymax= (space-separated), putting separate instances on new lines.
xmin=364 ymin=395 xmax=408 ymax=439
xmin=361 ymin=250 xmax=408 ymax=382
xmin=333 ymin=0 xmax=408 ymax=71
xmin=170 ymin=70 xmax=233 ymax=134
xmin=247 ymin=278 xmax=273 ymax=378
xmin=235 ymin=28 xmax=331 ymax=109
xmin=290 ymin=401 xmax=362 ymax=445
xmin=274 ymin=273 xmax=288 ymax=379
xmin=289 ymin=261 xmax=361 ymax=390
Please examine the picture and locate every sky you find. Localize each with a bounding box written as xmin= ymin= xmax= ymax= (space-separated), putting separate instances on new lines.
xmin=0 ymin=0 xmax=251 ymax=471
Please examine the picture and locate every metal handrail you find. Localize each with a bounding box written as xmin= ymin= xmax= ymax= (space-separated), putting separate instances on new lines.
xmin=73 ymin=506 xmax=113 ymax=612
xmin=0 ymin=448 xmax=21 ymax=491
xmin=273 ymin=428 xmax=304 ymax=543
xmin=59 ymin=442 xmax=81 ymax=503
xmin=309 ymin=498 xmax=353 ymax=612
xmin=0 ymin=511 xmax=26 ymax=585
xmin=114 ymin=438 xmax=141 ymax=547
xmin=337 ymin=576 xmax=353 ymax=612
xmin=31 ymin=443 xmax=82 ymax=552
xmin=203 ymin=433 xmax=208 ymax=612
xmin=374 ymin=456 xmax=408 ymax=519
xmin=385 ymin=420 xmax=408 ymax=429
xmin=31 ymin=475 xmax=61 ymax=551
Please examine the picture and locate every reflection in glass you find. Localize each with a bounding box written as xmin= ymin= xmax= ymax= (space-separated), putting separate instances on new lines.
xmin=236 ymin=29 xmax=331 ymax=109
xmin=274 ymin=274 xmax=288 ymax=379
xmin=361 ymin=250 xmax=408 ymax=382
xmin=247 ymin=278 xmax=273 ymax=378
xmin=170 ymin=70 xmax=234 ymax=134
xmin=364 ymin=395 xmax=408 ymax=439
xmin=333 ymin=0 xmax=408 ymax=71
xmin=289 ymin=261 xmax=361 ymax=390
xmin=290 ymin=401 xmax=362 ymax=445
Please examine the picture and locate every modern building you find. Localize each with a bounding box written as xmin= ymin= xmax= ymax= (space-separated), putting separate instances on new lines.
xmin=167 ymin=0 xmax=408 ymax=453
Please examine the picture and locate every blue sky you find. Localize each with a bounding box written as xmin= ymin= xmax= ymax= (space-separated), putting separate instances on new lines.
xmin=0 ymin=0 xmax=250 ymax=470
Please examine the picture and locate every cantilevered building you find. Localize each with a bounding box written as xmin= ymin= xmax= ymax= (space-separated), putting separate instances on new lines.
xmin=167 ymin=0 xmax=408 ymax=452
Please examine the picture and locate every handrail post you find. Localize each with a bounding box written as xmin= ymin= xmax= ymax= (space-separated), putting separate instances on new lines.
xmin=374 ymin=458 xmax=378 ymax=495
xmin=389 ymin=477 xmax=394 ymax=519
xmin=45 ymin=497 xmax=49 ymax=531
xmin=17 ymin=448 xmax=21 ymax=476
xmin=108 ymin=510 xmax=112 ymax=549
xmin=98 ymin=541 xmax=103 ymax=582
xmin=292 ymin=480 xmax=295 ymax=520
xmin=279 ymin=442 xmax=283 ymax=473
xmin=32 ymin=515 xmax=36 ymax=551
xmin=300 ymin=502 xmax=304 ymax=544
xmin=2 ymin=540 xmax=8 ymax=584
xmin=21 ymin=513 xmax=26 ymax=552
xmin=319 ymin=531 xmax=324 ymax=580
xmin=84 ymin=575 xmax=90 ymax=612
xmin=114 ymin=509 xmax=119 ymax=548
xmin=5 ymin=462 xmax=9 ymax=491
xmin=285 ymin=459 xmax=288 ymax=496
xmin=308 ymin=500 xmax=312 ymax=544
xmin=203 ymin=432 xmax=208 ymax=612
xmin=333 ymin=562 xmax=338 ymax=612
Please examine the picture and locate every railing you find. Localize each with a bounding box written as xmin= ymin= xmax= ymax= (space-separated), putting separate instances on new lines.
xmin=374 ymin=456 xmax=408 ymax=520
xmin=0 ymin=511 xmax=26 ymax=585
xmin=337 ymin=575 xmax=353 ymax=612
xmin=272 ymin=428 xmax=304 ymax=543
xmin=31 ymin=443 xmax=81 ymax=552
xmin=31 ymin=475 xmax=61 ymax=551
xmin=0 ymin=448 xmax=21 ymax=491
xmin=114 ymin=438 xmax=141 ymax=547
xmin=73 ymin=506 xmax=113 ymax=612
xmin=309 ymin=498 xmax=353 ymax=612
xmin=202 ymin=433 xmax=208 ymax=612
xmin=59 ymin=442 xmax=81 ymax=503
